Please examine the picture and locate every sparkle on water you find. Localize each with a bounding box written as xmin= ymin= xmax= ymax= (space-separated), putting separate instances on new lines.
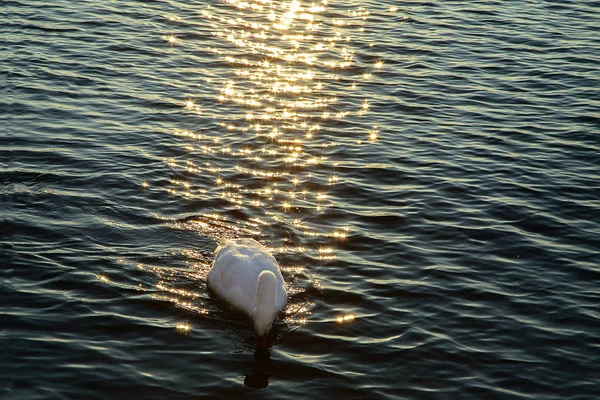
xmin=129 ymin=0 xmax=388 ymax=335
xmin=7 ymin=0 xmax=598 ymax=397
xmin=336 ymin=314 xmax=355 ymax=324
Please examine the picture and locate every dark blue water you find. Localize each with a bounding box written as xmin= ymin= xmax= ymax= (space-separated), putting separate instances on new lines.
xmin=3 ymin=0 xmax=599 ymax=398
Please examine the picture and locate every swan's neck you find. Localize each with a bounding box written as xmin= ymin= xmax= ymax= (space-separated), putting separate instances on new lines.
xmin=253 ymin=270 xmax=277 ymax=336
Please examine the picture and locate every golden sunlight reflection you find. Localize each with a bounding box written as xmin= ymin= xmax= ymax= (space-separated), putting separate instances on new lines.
xmin=336 ymin=314 xmax=355 ymax=324
xmin=147 ymin=0 xmax=387 ymax=320
xmin=368 ymin=127 xmax=379 ymax=141
xmin=163 ymin=34 xmax=178 ymax=45
xmin=176 ymin=323 xmax=191 ymax=332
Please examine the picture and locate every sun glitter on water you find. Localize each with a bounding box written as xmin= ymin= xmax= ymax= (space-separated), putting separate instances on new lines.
xmin=162 ymin=34 xmax=177 ymax=45
xmin=336 ymin=314 xmax=355 ymax=324
xmin=148 ymin=1 xmax=386 ymax=314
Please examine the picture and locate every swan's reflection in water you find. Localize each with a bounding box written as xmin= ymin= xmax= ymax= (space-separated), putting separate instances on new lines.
xmin=254 ymin=346 xmax=271 ymax=362
xmin=245 ymin=361 xmax=271 ymax=389
xmin=245 ymin=324 xmax=278 ymax=388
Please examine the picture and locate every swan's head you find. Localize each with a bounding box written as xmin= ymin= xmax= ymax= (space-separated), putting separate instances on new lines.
xmin=253 ymin=270 xmax=277 ymax=350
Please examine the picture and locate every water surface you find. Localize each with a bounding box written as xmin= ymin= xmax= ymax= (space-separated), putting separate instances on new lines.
xmin=3 ymin=0 xmax=600 ymax=398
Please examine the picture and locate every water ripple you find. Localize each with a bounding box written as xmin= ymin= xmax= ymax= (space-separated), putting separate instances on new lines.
xmin=3 ymin=0 xmax=600 ymax=398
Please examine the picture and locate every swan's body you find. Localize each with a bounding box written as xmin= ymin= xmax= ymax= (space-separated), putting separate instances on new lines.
xmin=208 ymin=238 xmax=286 ymax=344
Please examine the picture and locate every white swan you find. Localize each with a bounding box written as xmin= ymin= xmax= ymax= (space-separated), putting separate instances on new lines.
xmin=208 ymin=238 xmax=287 ymax=348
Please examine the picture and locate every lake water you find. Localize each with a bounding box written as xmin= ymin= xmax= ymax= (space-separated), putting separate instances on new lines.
xmin=3 ymin=0 xmax=599 ymax=398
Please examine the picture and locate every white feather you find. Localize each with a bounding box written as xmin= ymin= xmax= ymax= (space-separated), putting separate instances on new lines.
xmin=208 ymin=238 xmax=287 ymax=334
